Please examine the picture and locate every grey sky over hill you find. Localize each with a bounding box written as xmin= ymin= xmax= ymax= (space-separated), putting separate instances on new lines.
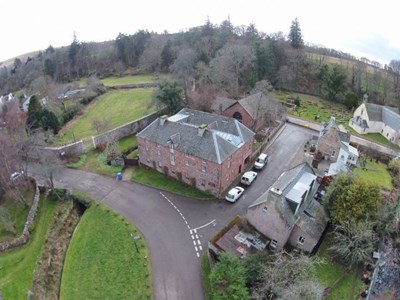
xmin=1 ymin=0 xmax=398 ymax=65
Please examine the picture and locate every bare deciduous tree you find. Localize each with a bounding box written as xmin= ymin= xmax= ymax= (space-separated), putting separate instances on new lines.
xmin=251 ymin=252 xmax=324 ymax=300
xmin=91 ymin=117 xmax=111 ymax=134
xmin=209 ymin=42 xmax=255 ymax=98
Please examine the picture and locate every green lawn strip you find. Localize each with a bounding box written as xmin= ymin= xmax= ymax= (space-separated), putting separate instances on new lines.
xmin=83 ymin=150 xmax=122 ymax=177
xmin=361 ymin=133 xmax=391 ymax=145
xmin=65 ymin=154 xmax=87 ymax=169
xmin=315 ymin=234 xmax=362 ymax=300
xmin=57 ymin=88 xmax=156 ymax=144
xmin=131 ymin=166 xmax=214 ymax=199
xmin=127 ymin=149 xmax=138 ymax=159
xmin=60 ymin=203 xmax=152 ymax=300
xmin=353 ymin=159 xmax=393 ymax=190
xmin=118 ymin=135 xmax=137 ymax=153
xmin=200 ymin=254 xmax=212 ymax=300
xmin=0 ymin=197 xmax=57 ymax=299
xmin=101 ymin=74 xmax=156 ymax=87
xmin=0 ymin=189 xmax=35 ymax=240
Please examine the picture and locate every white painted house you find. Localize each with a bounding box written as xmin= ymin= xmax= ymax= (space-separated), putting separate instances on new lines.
xmin=349 ymin=102 xmax=400 ymax=146
xmin=326 ymin=141 xmax=359 ymax=176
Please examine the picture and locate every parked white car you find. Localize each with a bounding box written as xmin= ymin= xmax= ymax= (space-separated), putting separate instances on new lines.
xmin=240 ymin=171 xmax=257 ymax=186
xmin=10 ymin=171 xmax=22 ymax=181
xmin=225 ymin=186 xmax=245 ymax=203
xmin=254 ymin=153 xmax=268 ymax=170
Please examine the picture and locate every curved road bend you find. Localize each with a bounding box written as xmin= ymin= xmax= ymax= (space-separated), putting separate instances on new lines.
xmin=29 ymin=123 xmax=316 ymax=300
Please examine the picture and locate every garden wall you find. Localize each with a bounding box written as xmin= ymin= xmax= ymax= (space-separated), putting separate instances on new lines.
xmin=0 ymin=180 xmax=41 ymax=252
xmin=42 ymin=140 xmax=86 ymax=157
xmin=92 ymin=111 xmax=160 ymax=149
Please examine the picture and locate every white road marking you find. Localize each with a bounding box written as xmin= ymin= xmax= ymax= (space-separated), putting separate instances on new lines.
xmin=191 ymin=219 xmax=216 ymax=231
xmin=160 ymin=192 xmax=207 ymax=259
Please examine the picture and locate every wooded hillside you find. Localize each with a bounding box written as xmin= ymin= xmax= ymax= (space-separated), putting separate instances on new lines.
xmin=1 ymin=18 xmax=399 ymax=108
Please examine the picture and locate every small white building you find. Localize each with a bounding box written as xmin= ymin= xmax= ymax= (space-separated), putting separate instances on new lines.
xmin=349 ymin=102 xmax=400 ymax=146
xmin=326 ymin=142 xmax=359 ymax=176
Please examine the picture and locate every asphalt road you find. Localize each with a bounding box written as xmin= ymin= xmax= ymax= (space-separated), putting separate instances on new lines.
xmin=29 ymin=123 xmax=316 ymax=300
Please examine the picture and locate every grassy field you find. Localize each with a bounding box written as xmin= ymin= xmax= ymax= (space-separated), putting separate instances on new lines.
xmin=101 ymin=74 xmax=156 ymax=87
xmin=75 ymin=73 xmax=169 ymax=87
xmin=57 ymin=88 xmax=156 ymax=144
xmin=0 ymin=197 xmax=57 ymax=299
xmin=131 ymin=166 xmax=214 ymax=199
xmin=273 ymin=91 xmax=352 ymax=126
xmin=66 ymin=149 xmax=122 ymax=177
xmin=353 ymin=159 xmax=393 ymax=190
xmin=60 ymin=203 xmax=152 ymax=300
xmin=118 ymin=135 xmax=137 ymax=153
xmin=315 ymin=234 xmax=362 ymax=300
xmin=0 ymin=188 xmax=34 ymax=240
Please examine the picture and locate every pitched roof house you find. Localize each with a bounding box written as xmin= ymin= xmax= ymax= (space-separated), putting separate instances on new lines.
xmin=211 ymin=92 xmax=271 ymax=132
xmin=349 ymin=102 xmax=400 ymax=146
xmin=313 ymin=116 xmax=358 ymax=175
xmin=136 ymin=108 xmax=255 ymax=197
xmin=246 ymin=162 xmax=329 ymax=253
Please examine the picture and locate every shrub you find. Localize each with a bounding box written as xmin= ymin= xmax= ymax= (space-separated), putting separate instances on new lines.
xmin=388 ymin=159 xmax=400 ymax=176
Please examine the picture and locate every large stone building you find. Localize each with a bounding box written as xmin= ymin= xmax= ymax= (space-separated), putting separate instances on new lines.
xmin=136 ymin=108 xmax=255 ymax=197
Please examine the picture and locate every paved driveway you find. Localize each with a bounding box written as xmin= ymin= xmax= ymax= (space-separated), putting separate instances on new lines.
xmin=29 ymin=123 xmax=316 ymax=300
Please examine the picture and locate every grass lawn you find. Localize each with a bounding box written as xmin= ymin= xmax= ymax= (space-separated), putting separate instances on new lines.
xmin=0 ymin=188 xmax=34 ymax=240
xmin=100 ymin=74 xmax=157 ymax=87
xmin=118 ymin=135 xmax=137 ymax=153
xmin=57 ymin=88 xmax=156 ymax=144
xmin=0 ymin=197 xmax=57 ymax=299
xmin=201 ymin=254 xmax=212 ymax=300
xmin=60 ymin=202 xmax=152 ymax=300
xmin=66 ymin=150 xmax=122 ymax=178
xmin=273 ymin=91 xmax=352 ymax=125
xmin=315 ymin=234 xmax=363 ymax=300
xmin=353 ymin=159 xmax=393 ymax=190
xmin=131 ymin=166 xmax=214 ymax=199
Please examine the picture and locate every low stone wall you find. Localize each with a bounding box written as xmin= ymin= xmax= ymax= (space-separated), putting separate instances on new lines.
xmin=0 ymin=180 xmax=41 ymax=252
xmin=42 ymin=140 xmax=86 ymax=157
xmin=92 ymin=112 xmax=160 ymax=149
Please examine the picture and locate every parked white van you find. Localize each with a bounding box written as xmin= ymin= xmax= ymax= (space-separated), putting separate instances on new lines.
xmin=254 ymin=153 xmax=268 ymax=170
xmin=241 ymin=171 xmax=258 ymax=186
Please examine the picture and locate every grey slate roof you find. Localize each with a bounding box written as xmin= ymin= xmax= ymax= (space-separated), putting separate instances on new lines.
xmin=320 ymin=116 xmax=350 ymax=142
xmin=210 ymin=96 xmax=237 ymax=112
xmin=296 ymin=199 xmax=329 ymax=240
xmin=136 ymin=108 xmax=255 ymax=164
xmin=249 ymin=163 xmax=314 ymax=208
xmin=238 ymin=92 xmax=270 ymax=119
xmin=365 ymin=103 xmax=400 ymax=130
xmin=248 ymin=162 xmax=328 ymax=240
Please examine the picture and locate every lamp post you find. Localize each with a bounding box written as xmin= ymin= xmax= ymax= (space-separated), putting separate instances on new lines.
xmin=131 ymin=234 xmax=141 ymax=253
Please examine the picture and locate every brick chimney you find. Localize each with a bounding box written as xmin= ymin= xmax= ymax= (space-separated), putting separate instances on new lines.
xmin=198 ymin=124 xmax=207 ymax=137
xmin=159 ymin=115 xmax=168 ymax=126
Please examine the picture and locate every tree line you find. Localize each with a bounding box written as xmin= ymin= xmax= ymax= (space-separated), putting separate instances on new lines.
xmin=1 ymin=18 xmax=400 ymax=109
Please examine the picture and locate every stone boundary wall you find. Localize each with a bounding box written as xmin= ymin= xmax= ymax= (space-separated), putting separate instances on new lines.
xmin=42 ymin=140 xmax=86 ymax=157
xmin=92 ymin=111 xmax=160 ymax=149
xmin=106 ymin=82 xmax=158 ymax=90
xmin=0 ymin=180 xmax=41 ymax=252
